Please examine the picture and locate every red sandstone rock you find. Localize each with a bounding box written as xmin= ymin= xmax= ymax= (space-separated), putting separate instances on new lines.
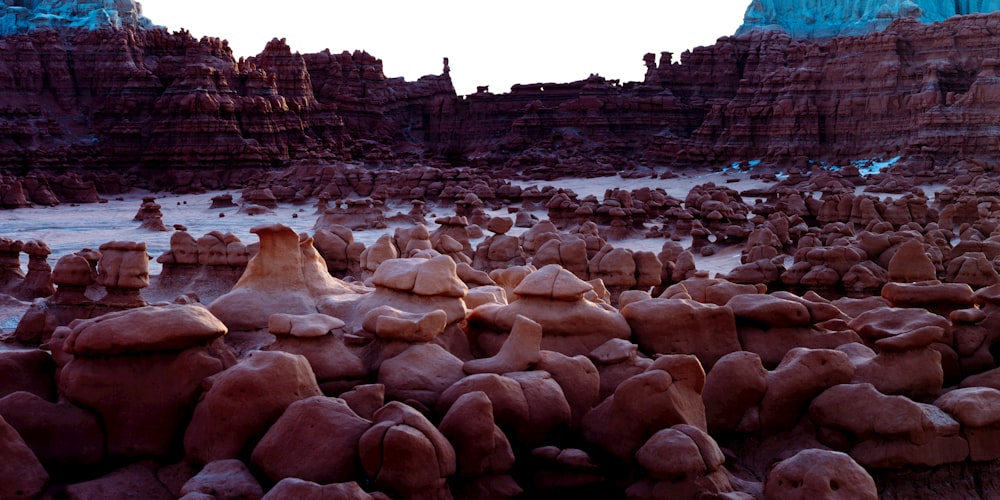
xmin=0 ymin=414 xmax=49 ymax=498
xmin=183 ymin=351 xmax=322 ymax=465
xmin=359 ymin=402 xmax=456 ymax=498
xmin=180 ymin=459 xmax=263 ymax=500
xmin=251 ymin=396 xmax=371 ymax=484
xmin=764 ymin=449 xmax=876 ymax=500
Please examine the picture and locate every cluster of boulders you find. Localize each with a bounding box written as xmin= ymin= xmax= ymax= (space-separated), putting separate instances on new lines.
xmin=11 ymin=158 xmax=1000 ymax=497
xmin=7 ymin=210 xmax=1000 ymax=498
xmin=0 ymin=172 xmax=109 ymax=209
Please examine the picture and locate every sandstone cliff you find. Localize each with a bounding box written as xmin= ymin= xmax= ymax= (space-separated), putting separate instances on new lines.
xmin=6 ymin=13 xmax=1000 ymax=194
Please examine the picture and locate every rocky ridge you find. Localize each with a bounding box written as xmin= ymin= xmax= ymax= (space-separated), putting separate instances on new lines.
xmin=738 ymin=0 xmax=1000 ymax=38
xmin=8 ymin=12 xmax=1000 ymax=198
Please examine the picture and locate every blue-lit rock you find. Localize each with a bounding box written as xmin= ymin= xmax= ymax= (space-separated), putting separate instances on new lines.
xmin=738 ymin=0 xmax=1000 ymax=38
xmin=0 ymin=0 xmax=155 ymax=35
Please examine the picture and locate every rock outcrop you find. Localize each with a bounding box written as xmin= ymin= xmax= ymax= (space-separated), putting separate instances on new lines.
xmin=738 ymin=0 xmax=1000 ymax=38
xmin=9 ymin=12 xmax=1000 ymax=194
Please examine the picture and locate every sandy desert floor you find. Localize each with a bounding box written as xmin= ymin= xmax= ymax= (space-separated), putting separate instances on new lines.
xmin=0 ymin=164 xmax=920 ymax=334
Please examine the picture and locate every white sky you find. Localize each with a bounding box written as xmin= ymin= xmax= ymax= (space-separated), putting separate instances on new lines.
xmin=138 ymin=1 xmax=750 ymax=95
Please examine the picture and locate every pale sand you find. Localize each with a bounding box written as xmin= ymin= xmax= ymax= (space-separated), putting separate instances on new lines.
xmin=0 ymin=166 xmax=894 ymax=333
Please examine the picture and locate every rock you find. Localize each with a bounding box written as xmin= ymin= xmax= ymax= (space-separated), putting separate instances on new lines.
xmin=180 ymin=460 xmax=264 ymax=500
xmin=727 ymin=293 xmax=811 ymax=328
xmin=437 ymin=373 xmax=531 ymax=434
xmin=935 ymin=387 xmax=1000 ymax=460
xmin=59 ymin=304 xmax=232 ymax=457
xmin=0 ymin=350 xmax=56 ymax=401
xmin=262 ymin=479 xmax=372 ymax=500
xmin=631 ymin=424 xmax=733 ymax=499
xmin=362 ymin=305 xmax=448 ymax=342
xmin=504 ymin=370 xmax=574 ymax=444
xmin=378 ymin=343 xmax=465 ymax=410
xmin=66 ymin=463 xmax=171 ymax=500
xmin=251 ymin=397 xmax=371 ymax=484
xmin=738 ymin=0 xmax=999 ymax=38
xmin=267 ymin=312 xmax=344 ymax=338
xmin=581 ymin=355 xmax=707 ymax=461
xmin=702 ymin=351 xmax=768 ymax=434
xmin=467 ymin=265 xmax=630 ymax=357
xmin=464 ymin=315 xmax=543 ymax=374
xmin=622 ymin=298 xmax=740 ymax=370
xmin=184 ymin=351 xmax=322 ymax=465
xmin=359 ymin=401 xmax=457 ymax=498
xmin=339 ymin=384 xmax=385 ymax=421
xmin=0 ymin=414 xmax=49 ymax=499
xmin=764 ymin=449 xmax=876 ymax=500
xmin=265 ymin=318 xmax=366 ymax=393
xmin=0 ymin=391 xmax=104 ymax=467
xmin=96 ymin=240 xmax=149 ymax=307
xmin=536 ymin=351 xmax=600 ymax=427
xmin=438 ymin=391 xmax=517 ymax=479
xmin=758 ymin=348 xmax=855 ymax=434
xmin=62 ymin=303 xmax=227 ymax=356
xmin=809 ymin=383 xmax=969 ymax=468
xmin=209 ymin=224 xmax=366 ymax=331
xmin=887 ymin=239 xmax=938 ymax=282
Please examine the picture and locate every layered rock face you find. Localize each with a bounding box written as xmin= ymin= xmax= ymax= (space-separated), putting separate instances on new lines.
xmin=0 ymin=0 xmax=155 ymax=35
xmin=10 ymin=9 xmax=1000 ymax=195
xmin=738 ymin=0 xmax=1000 ymax=38
xmin=0 ymin=26 xmax=455 ymax=188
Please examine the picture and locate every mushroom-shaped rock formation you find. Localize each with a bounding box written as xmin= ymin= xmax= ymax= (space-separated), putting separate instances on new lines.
xmin=155 ymin=230 xmax=250 ymax=303
xmin=467 ymin=264 xmax=630 ymax=357
xmin=135 ymin=197 xmax=168 ymax=232
xmin=264 ymin=313 xmax=366 ymax=394
xmin=0 ymin=237 xmax=25 ymax=294
xmin=18 ymin=239 xmax=54 ymax=300
xmin=209 ymin=224 xmax=368 ymax=331
xmin=58 ymin=304 xmax=231 ymax=457
xmin=935 ymin=387 xmax=1000 ymax=461
xmin=846 ymin=306 xmax=949 ymax=400
xmin=13 ymin=252 xmax=99 ymax=344
xmin=323 ymin=254 xmax=471 ymax=362
xmin=95 ymin=241 xmax=150 ymax=308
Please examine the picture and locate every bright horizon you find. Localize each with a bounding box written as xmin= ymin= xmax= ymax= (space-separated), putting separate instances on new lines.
xmin=138 ymin=1 xmax=750 ymax=95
